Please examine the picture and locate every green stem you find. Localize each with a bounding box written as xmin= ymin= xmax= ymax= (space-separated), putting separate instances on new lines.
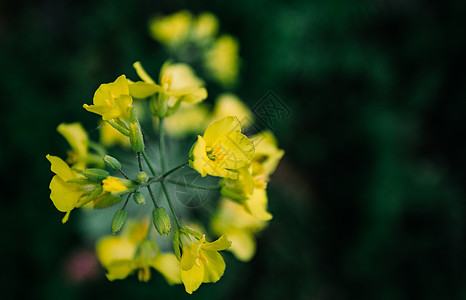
xmin=166 ymin=179 xmax=220 ymax=190
xmin=139 ymin=161 xmax=189 ymax=187
xmin=146 ymin=185 xmax=159 ymax=208
xmin=158 ymin=117 xmax=167 ymax=173
xmin=122 ymin=194 xmax=131 ymax=210
xmin=137 ymin=152 xmax=159 ymax=207
xmin=158 ymin=117 xmax=181 ymax=229
xmin=161 ymin=161 xmax=188 ymax=179
xmin=141 ymin=151 xmax=157 ymax=177
xmin=161 ymin=181 xmax=181 ymax=229
xmin=118 ymin=169 xmax=129 ymax=179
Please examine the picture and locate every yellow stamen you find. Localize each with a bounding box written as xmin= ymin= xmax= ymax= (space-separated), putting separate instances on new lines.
xmin=195 ymin=258 xmax=201 ymax=267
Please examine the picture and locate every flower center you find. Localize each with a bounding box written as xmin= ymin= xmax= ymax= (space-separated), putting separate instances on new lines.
xmin=206 ymin=144 xmax=228 ymax=162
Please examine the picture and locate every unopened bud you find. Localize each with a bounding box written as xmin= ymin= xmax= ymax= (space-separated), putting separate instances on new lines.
xmin=136 ymin=172 xmax=149 ymax=183
xmin=103 ymin=155 xmax=121 ymax=170
xmin=129 ymin=123 xmax=145 ymax=153
xmin=82 ymin=168 xmax=110 ymax=181
xmin=133 ymin=192 xmax=145 ymax=205
xmin=102 ymin=177 xmax=137 ymax=196
xmin=111 ymin=209 xmax=127 ymax=234
xmin=172 ymin=229 xmax=181 ymax=261
xmin=152 ymin=207 xmax=171 ymax=235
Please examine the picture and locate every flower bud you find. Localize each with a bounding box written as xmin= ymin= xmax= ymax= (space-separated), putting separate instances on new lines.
xmin=102 ymin=177 xmax=138 ymax=196
xmin=111 ymin=209 xmax=127 ymax=234
xmin=136 ymin=171 xmax=149 ymax=183
xmin=129 ymin=123 xmax=145 ymax=153
xmin=152 ymin=207 xmax=171 ymax=235
xmin=133 ymin=192 xmax=145 ymax=205
xmin=82 ymin=168 xmax=110 ymax=181
xmin=172 ymin=229 xmax=181 ymax=261
xmin=103 ymin=155 xmax=122 ymax=170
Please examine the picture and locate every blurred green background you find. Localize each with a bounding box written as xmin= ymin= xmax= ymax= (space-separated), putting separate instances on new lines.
xmin=1 ymin=0 xmax=465 ymax=299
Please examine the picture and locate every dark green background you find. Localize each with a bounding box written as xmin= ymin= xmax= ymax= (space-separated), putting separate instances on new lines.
xmin=1 ymin=0 xmax=465 ymax=299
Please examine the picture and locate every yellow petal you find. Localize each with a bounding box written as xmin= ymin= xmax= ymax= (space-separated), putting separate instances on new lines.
xmin=244 ymin=188 xmax=273 ymax=221
xmin=180 ymin=237 xmax=205 ymax=271
xmin=181 ymin=263 xmax=204 ymax=294
xmin=96 ymin=236 xmax=136 ymax=268
xmin=216 ymin=131 xmax=255 ymax=170
xmin=190 ymin=136 xmax=209 ymax=177
xmin=166 ymin=87 xmax=207 ymax=104
xmin=227 ymin=232 xmax=256 ymax=262
xmin=201 ymin=249 xmax=225 ymax=283
xmin=57 ymin=123 xmax=88 ymax=158
xmin=111 ymin=75 xmax=130 ymax=96
xmin=46 ymin=154 xmax=75 ymax=182
xmin=61 ymin=211 xmax=72 ymax=223
xmin=203 ymin=116 xmax=241 ymax=147
xmin=211 ymin=93 xmax=253 ymax=127
xmin=128 ymin=81 xmax=160 ymax=98
xmin=49 ymin=175 xmax=81 ymax=212
xmin=251 ymin=131 xmax=285 ymax=176
xmin=106 ymin=260 xmax=137 ymax=281
xmin=150 ymin=253 xmax=181 ymax=285
xmin=133 ymin=61 xmax=156 ymax=84
xmin=92 ymin=83 xmax=112 ymax=107
xmin=202 ymin=235 xmax=231 ymax=251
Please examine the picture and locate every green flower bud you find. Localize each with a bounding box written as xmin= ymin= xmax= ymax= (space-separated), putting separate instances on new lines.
xmin=103 ymin=155 xmax=122 ymax=170
xmin=172 ymin=229 xmax=181 ymax=261
xmin=112 ymin=209 xmax=127 ymax=234
xmin=129 ymin=123 xmax=145 ymax=153
xmin=152 ymin=207 xmax=171 ymax=235
xmin=82 ymin=168 xmax=110 ymax=181
xmin=136 ymin=171 xmax=149 ymax=183
xmin=133 ymin=192 xmax=145 ymax=205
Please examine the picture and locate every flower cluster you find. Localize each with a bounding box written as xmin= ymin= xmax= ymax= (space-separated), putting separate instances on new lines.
xmin=149 ymin=10 xmax=240 ymax=87
xmin=46 ymin=10 xmax=283 ymax=294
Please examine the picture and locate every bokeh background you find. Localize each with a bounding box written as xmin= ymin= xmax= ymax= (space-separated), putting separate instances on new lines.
xmin=1 ymin=0 xmax=466 ymax=299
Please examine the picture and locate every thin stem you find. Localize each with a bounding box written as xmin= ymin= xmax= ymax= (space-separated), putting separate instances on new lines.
xmin=161 ymin=181 xmax=181 ymax=229
xmin=166 ymin=179 xmax=220 ymax=190
xmin=146 ymin=185 xmax=159 ymax=208
xmin=141 ymin=151 xmax=157 ymax=177
xmin=138 ymin=152 xmax=159 ymax=207
xmin=122 ymin=194 xmax=131 ymax=210
xmin=158 ymin=117 xmax=167 ymax=173
xmin=139 ymin=161 xmax=189 ymax=187
xmin=161 ymin=161 xmax=188 ymax=179
xmin=118 ymin=169 xmax=129 ymax=179
xmin=137 ymin=152 xmax=143 ymax=172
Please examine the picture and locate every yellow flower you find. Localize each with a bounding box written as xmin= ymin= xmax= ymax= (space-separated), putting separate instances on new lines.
xmin=204 ymin=35 xmax=240 ymax=87
xmin=83 ymin=75 xmax=133 ymax=121
xmin=192 ymin=12 xmax=219 ymax=42
xmin=46 ymin=154 xmax=100 ymax=223
xmin=100 ymin=122 xmax=130 ymax=148
xmin=96 ymin=221 xmax=180 ymax=284
xmin=149 ymin=11 xmax=192 ymax=47
xmin=243 ymin=131 xmax=284 ymax=220
xmin=179 ymin=232 xmax=231 ymax=294
xmin=149 ymin=11 xmax=218 ymax=47
xmin=129 ymin=61 xmax=207 ymax=116
xmin=210 ymin=94 xmax=253 ymax=128
xmin=250 ymin=131 xmax=285 ymax=179
xmin=219 ymin=131 xmax=284 ymax=220
xmin=211 ymin=198 xmax=267 ymax=262
xmin=189 ymin=116 xmax=255 ymax=179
